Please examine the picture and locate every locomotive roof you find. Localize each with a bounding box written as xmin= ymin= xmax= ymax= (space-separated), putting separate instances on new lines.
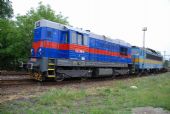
xmin=132 ymin=46 xmax=162 ymax=56
xmin=35 ymin=19 xmax=131 ymax=47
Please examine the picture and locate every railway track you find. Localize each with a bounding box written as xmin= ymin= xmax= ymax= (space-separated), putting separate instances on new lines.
xmin=36 ymin=73 xmax=163 ymax=86
xmin=0 ymin=72 xmax=166 ymax=87
xmin=0 ymin=79 xmax=36 ymax=86
xmin=0 ymin=71 xmax=29 ymax=76
xmin=0 ymin=76 xmax=120 ymax=86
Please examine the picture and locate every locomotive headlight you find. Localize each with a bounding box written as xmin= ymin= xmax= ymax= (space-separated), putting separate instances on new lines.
xmin=31 ymin=48 xmax=33 ymax=53
xmin=31 ymin=48 xmax=34 ymax=56
xmin=38 ymin=48 xmax=43 ymax=55
xmin=38 ymin=48 xmax=42 ymax=52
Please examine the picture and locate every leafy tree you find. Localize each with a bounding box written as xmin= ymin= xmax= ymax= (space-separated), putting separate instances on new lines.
xmin=164 ymin=60 xmax=170 ymax=68
xmin=0 ymin=19 xmax=18 ymax=69
xmin=0 ymin=0 xmax=13 ymax=18
xmin=0 ymin=2 xmax=69 ymax=70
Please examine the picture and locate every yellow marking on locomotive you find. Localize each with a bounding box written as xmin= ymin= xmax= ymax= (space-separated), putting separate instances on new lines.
xmin=133 ymin=58 xmax=162 ymax=64
xmin=48 ymin=69 xmax=55 ymax=70
xmin=48 ymin=63 xmax=55 ymax=65
xmin=48 ymin=75 xmax=55 ymax=77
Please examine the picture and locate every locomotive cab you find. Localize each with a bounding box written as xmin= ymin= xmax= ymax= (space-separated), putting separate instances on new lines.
xmin=32 ymin=20 xmax=70 ymax=58
xmin=28 ymin=19 xmax=71 ymax=81
xmin=27 ymin=19 xmax=90 ymax=81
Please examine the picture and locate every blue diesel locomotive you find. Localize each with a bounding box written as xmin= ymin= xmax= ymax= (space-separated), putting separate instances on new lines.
xmin=27 ymin=19 xmax=163 ymax=81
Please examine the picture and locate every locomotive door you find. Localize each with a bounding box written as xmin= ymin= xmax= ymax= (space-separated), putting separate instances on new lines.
xmin=44 ymin=27 xmax=56 ymax=58
xmin=77 ymin=33 xmax=84 ymax=60
xmin=34 ymin=27 xmax=51 ymax=57
xmin=70 ymin=31 xmax=88 ymax=61
xmin=132 ymin=49 xmax=140 ymax=73
xmin=59 ymin=31 xmax=69 ymax=59
xmin=77 ymin=33 xmax=88 ymax=61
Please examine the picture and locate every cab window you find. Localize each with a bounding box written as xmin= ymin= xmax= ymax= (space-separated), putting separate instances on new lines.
xmin=71 ymin=32 xmax=77 ymax=44
xmin=120 ymin=47 xmax=128 ymax=56
xmin=83 ymin=35 xmax=88 ymax=45
xmin=64 ymin=32 xmax=68 ymax=43
xmin=78 ymin=33 xmax=83 ymax=45
xmin=47 ymin=31 xmax=52 ymax=38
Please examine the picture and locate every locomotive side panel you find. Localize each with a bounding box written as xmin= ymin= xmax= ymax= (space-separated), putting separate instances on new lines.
xmin=28 ymin=19 xmax=133 ymax=81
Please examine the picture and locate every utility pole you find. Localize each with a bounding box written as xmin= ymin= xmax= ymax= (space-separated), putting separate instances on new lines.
xmin=164 ymin=51 xmax=166 ymax=61
xmin=142 ymin=27 xmax=147 ymax=72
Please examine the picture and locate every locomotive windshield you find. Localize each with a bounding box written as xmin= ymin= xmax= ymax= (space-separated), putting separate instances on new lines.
xmin=132 ymin=49 xmax=139 ymax=55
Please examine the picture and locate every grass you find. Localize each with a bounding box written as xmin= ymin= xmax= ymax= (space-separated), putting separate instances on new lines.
xmin=1 ymin=72 xmax=170 ymax=114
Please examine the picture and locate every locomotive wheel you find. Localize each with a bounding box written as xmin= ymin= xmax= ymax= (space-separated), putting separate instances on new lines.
xmin=111 ymin=70 xmax=116 ymax=79
xmin=55 ymin=73 xmax=65 ymax=82
xmin=55 ymin=67 xmax=65 ymax=82
xmin=81 ymin=77 xmax=87 ymax=81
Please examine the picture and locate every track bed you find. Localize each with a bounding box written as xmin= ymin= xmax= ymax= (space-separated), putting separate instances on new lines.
xmin=0 ymin=72 xmax=166 ymax=103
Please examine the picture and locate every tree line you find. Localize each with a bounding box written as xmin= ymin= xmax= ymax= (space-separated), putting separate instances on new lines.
xmin=0 ymin=1 xmax=69 ymax=70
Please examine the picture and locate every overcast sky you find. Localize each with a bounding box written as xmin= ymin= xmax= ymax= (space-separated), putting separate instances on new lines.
xmin=12 ymin=0 xmax=170 ymax=59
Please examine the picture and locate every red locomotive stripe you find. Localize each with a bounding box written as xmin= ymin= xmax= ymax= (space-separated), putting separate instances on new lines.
xmin=32 ymin=41 xmax=42 ymax=53
xmin=32 ymin=41 xmax=131 ymax=58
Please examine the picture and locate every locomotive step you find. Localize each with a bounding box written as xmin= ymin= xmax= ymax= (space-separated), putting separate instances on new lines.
xmin=48 ymin=69 xmax=55 ymax=71
xmin=48 ymin=63 xmax=55 ymax=65
xmin=47 ymin=75 xmax=56 ymax=77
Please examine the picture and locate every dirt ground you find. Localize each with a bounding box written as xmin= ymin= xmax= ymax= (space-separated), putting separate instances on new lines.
xmin=0 ymin=75 xmax=116 ymax=103
xmin=132 ymin=107 xmax=170 ymax=114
